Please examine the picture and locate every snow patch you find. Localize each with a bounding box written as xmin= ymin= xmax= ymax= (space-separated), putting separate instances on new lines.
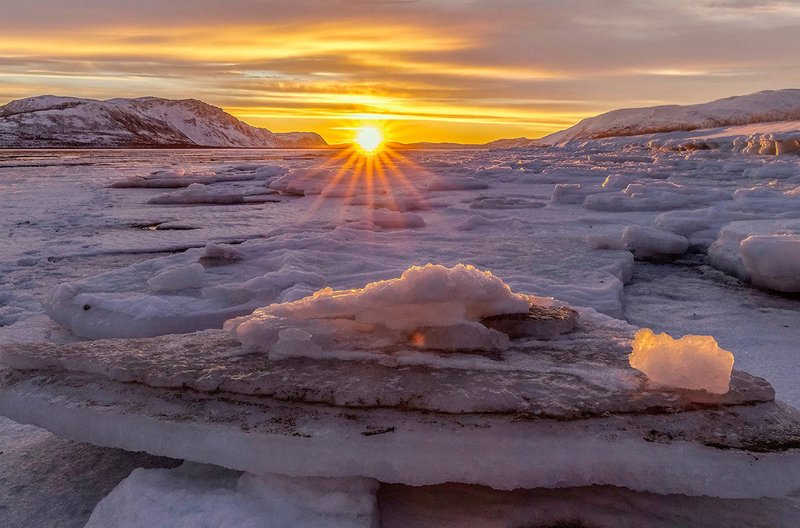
xmin=226 ymin=264 xmax=540 ymax=356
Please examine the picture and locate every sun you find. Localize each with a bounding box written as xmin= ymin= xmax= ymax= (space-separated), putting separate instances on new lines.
xmin=355 ymin=126 xmax=383 ymax=154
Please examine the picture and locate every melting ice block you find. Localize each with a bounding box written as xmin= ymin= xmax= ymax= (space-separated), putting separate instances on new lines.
xmin=629 ymin=329 xmax=734 ymax=395
xmin=225 ymin=263 xmax=545 ymax=356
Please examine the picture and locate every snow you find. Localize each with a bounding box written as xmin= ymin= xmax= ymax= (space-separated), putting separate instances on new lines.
xmin=148 ymin=183 xmax=246 ymax=205
xmin=0 ymin=140 xmax=799 ymax=523
xmin=0 ymin=96 xmax=327 ymax=148
xmin=147 ymin=263 xmax=205 ymax=292
xmin=226 ymin=264 xmax=537 ymax=355
xmin=542 ymin=89 xmax=800 ymax=145
xmin=629 ymin=328 xmax=735 ymax=394
xmin=85 ymin=463 xmax=378 ymax=528
xmin=361 ymin=209 xmax=426 ymax=229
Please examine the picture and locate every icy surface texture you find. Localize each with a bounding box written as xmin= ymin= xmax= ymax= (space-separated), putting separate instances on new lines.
xmin=630 ymin=329 xmax=734 ymax=394
xmin=226 ymin=264 xmax=539 ymax=355
xmin=0 ymin=416 xmax=178 ymax=528
xmin=379 ymin=482 xmax=800 ymax=528
xmin=86 ymin=463 xmax=378 ymax=528
xmin=622 ymin=225 xmax=689 ymax=260
xmin=708 ymin=220 xmax=800 ymax=292
xmin=0 ymin=361 xmax=798 ymax=498
xmin=480 ymin=305 xmax=578 ymax=339
xmin=1 ymin=310 xmax=775 ymax=415
xmin=741 ymin=235 xmax=800 ymax=293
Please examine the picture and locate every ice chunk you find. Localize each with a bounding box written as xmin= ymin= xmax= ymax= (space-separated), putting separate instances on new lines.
xmin=708 ymin=220 xmax=800 ymax=289
xmin=147 ymin=183 xmax=245 ymax=205
xmin=201 ymin=243 xmax=243 ymax=261
xmin=426 ymin=176 xmax=488 ymax=191
xmin=622 ymin=226 xmax=689 ymax=260
xmin=147 ymin=263 xmax=205 ymax=292
xmin=85 ymin=463 xmax=378 ymax=528
xmin=629 ymin=329 xmax=734 ymax=394
xmin=740 ymin=235 xmax=800 ymax=293
xmin=365 ymin=209 xmax=426 ymax=229
xmin=226 ymin=264 xmax=538 ymax=355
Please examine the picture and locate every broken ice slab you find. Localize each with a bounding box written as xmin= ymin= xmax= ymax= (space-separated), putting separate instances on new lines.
xmin=0 ymin=312 xmax=799 ymax=498
xmin=0 ymin=314 xmax=774 ymax=416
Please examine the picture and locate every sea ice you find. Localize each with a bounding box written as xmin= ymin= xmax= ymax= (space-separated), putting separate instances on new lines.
xmin=147 ymin=263 xmax=205 ymax=292
xmin=85 ymin=463 xmax=378 ymax=528
xmin=225 ymin=263 xmax=538 ymax=355
xmin=629 ymin=328 xmax=735 ymax=394
xmin=622 ymin=225 xmax=689 ymax=260
xmin=362 ymin=209 xmax=425 ymax=229
xmin=708 ymin=220 xmax=800 ymax=290
xmin=147 ymin=183 xmax=246 ymax=205
xmin=740 ymin=235 xmax=800 ymax=293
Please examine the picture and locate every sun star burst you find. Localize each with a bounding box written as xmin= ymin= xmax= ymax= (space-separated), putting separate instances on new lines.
xmin=355 ymin=126 xmax=383 ymax=154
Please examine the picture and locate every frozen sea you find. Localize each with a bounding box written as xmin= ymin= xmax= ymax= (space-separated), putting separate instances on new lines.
xmin=1 ymin=146 xmax=799 ymax=526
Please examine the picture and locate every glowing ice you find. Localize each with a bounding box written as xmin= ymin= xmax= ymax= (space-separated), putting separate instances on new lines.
xmin=226 ymin=263 xmax=539 ymax=355
xmin=629 ymin=329 xmax=734 ymax=394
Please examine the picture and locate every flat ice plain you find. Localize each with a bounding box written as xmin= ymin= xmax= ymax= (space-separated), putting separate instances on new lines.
xmin=1 ymin=144 xmax=799 ymax=526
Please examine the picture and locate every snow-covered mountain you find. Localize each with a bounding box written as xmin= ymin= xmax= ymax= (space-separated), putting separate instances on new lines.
xmin=0 ymin=96 xmax=327 ymax=148
xmin=540 ymin=89 xmax=800 ymax=146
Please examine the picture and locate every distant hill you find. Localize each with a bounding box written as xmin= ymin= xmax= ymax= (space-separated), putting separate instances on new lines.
xmin=379 ymin=137 xmax=541 ymax=150
xmin=0 ymin=95 xmax=328 ymax=148
xmin=539 ymin=89 xmax=800 ymax=146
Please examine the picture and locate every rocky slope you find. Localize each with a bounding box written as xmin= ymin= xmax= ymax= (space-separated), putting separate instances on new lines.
xmin=0 ymin=96 xmax=327 ymax=148
xmin=540 ymin=89 xmax=800 ymax=146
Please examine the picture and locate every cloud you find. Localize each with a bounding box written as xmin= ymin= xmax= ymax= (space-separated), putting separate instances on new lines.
xmin=1 ymin=1 xmax=798 ymax=142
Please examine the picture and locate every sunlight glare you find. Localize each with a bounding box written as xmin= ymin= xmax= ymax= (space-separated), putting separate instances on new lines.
xmin=355 ymin=126 xmax=383 ymax=154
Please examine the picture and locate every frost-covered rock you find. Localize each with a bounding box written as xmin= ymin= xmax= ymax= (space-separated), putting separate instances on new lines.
xmin=629 ymin=329 xmax=735 ymax=395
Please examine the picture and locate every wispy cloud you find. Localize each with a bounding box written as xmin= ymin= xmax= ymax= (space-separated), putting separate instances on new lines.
xmin=1 ymin=1 xmax=798 ymax=142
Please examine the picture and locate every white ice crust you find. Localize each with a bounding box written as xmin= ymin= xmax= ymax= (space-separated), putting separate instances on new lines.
xmin=86 ymin=463 xmax=378 ymax=528
xmin=225 ymin=264 xmax=536 ymax=356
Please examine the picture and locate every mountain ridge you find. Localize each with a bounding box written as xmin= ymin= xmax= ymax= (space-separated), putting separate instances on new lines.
xmin=0 ymin=95 xmax=328 ymax=148
xmin=539 ymin=89 xmax=800 ymax=146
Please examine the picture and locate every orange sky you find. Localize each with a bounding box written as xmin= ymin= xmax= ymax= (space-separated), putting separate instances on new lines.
xmin=2 ymin=1 xmax=799 ymax=143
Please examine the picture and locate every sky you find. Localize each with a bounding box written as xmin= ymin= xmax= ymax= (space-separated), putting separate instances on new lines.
xmin=1 ymin=0 xmax=799 ymax=144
